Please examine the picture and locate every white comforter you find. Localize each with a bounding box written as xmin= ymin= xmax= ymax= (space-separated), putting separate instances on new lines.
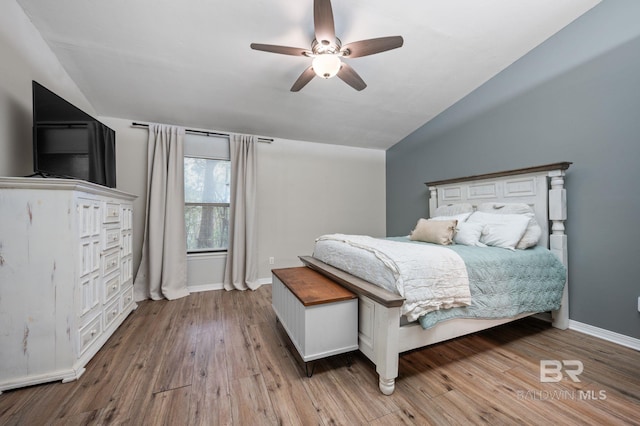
xmin=313 ymin=234 xmax=471 ymax=321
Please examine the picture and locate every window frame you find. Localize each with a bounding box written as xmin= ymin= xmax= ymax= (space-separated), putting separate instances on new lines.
xmin=184 ymin=154 xmax=231 ymax=254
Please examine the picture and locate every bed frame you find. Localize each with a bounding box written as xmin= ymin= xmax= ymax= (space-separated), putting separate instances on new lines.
xmin=300 ymin=162 xmax=571 ymax=395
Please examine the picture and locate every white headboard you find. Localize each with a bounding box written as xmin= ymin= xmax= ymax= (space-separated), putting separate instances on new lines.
xmin=425 ymin=162 xmax=570 ymax=253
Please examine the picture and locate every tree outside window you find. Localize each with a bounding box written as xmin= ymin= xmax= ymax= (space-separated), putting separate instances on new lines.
xmin=184 ymin=157 xmax=230 ymax=252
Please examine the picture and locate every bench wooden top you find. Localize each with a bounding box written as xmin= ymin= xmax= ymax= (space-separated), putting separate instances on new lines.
xmin=272 ymin=267 xmax=357 ymax=307
xmin=299 ymin=256 xmax=405 ymax=308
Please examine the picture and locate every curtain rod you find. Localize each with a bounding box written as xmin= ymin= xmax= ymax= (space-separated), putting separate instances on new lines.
xmin=131 ymin=122 xmax=273 ymax=143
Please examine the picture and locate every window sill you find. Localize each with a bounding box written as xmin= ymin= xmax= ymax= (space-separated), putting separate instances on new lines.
xmin=187 ymin=251 xmax=227 ymax=260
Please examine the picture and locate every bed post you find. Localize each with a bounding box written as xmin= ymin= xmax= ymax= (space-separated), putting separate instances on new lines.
xmin=428 ymin=186 xmax=438 ymax=217
xmin=549 ymin=169 xmax=569 ymax=330
xmin=374 ymin=304 xmax=401 ymax=395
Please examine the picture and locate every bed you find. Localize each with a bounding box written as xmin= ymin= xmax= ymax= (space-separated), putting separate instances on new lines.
xmin=299 ymin=162 xmax=571 ymax=395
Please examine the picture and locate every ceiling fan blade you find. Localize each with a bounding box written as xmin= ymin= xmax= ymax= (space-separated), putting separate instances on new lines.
xmin=290 ymin=67 xmax=316 ymax=92
xmin=341 ymin=36 xmax=404 ymax=58
xmin=250 ymin=43 xmax=309 ymax=56
xmin=314 ymin=0 xmax=336 ymax=46
xmin=337 ymin=62 xmax=366 ymax=91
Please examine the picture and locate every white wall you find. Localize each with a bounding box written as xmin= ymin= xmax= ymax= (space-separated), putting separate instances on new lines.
xmin=0 ymin=1 xmax=96 ymax=178
xmin=256 ymin=138 xmax=386 ymax=278
xmin=104 ymin=118 xmax=387 ymax=290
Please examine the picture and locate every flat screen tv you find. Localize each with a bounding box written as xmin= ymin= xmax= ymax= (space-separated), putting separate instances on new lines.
xmin=32 ymin=81 xmax=116 ymax=188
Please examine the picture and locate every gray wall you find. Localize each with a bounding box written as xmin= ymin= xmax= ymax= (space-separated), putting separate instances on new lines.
xmin=387 ymin=0 xmax=640 ymax=339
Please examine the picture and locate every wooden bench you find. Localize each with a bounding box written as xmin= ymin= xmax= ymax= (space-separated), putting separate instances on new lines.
xmin=271 ymin=267 xmax=358 ymax=376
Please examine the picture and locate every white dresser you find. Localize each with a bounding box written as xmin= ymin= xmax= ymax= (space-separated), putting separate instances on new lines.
xmin=0 ymin=177 xmax=137 ymax=393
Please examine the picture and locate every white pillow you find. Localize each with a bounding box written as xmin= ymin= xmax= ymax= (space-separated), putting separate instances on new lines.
xmin=477 ymin=203 xmax=542 ymax=249
xmin=434 ymin=203 xmax=474 ymax=217
xmin=467 ymin=211 xmax=530 ymax=250
xmin=453 ymin=222 xmax=486 ymax=247
xmin=430 ymin=212 xmax=472 ymax=223
xmin=514 ymin=213 xmax=541 ymax=249
xmin=477 ymin=202 xmax=533 ymax=215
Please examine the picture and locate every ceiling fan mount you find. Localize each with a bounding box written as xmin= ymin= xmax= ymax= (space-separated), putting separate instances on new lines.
xmin=308 ymin=38 xmax=342 ymax=56
xmin=250 ymin=0 xmax=403 ymax=92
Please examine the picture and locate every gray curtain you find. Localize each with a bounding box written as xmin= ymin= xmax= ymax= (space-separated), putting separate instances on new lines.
xmin=224 ymin=134 xmax=259 ymax=290
xmin=133 ymin=124 xmax=189 ymax=301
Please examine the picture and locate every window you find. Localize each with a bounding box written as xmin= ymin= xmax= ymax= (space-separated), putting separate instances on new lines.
xmin=183 ymin=134 xmax=231 ymax=253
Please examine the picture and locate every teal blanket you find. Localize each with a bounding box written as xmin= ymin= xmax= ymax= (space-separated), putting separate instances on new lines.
xmin=386 ymin=237 xmax=567 ymax=329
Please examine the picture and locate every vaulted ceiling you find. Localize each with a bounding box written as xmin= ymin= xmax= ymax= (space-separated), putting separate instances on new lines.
xmin=17 ymin=0 xmax=599 ymax=149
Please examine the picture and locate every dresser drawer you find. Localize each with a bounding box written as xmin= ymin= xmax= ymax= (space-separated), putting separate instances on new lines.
xmin=79 ymin=314 xmax=102 ymax=355
xmin=102 ymin=250 xmax=120 ymax=277
xmin=102 ymin=226 xmax=121 ymax=251
xmin=104 ymin=297 xmax=121 ymax=329
xmin=121 ymin=285 xmax=135 ymax=312
xmin=103 ymin=274 xmax=120 ymax=303
xmin=103 ymin=202 xmax=121 ymax=223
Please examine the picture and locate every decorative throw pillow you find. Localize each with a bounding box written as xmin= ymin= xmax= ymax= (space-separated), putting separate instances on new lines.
xmin=477 ymin=202 xmax=542 ymax=249
xmin=467 ymin=211 xmax=530 ymax=250
xmin=410 ymin=218 xmax=457 ymax=245
xmin=453 ymin=222 xmax=486 ymax=247
xmin=433 ymin=203 xmax=474 ymax=217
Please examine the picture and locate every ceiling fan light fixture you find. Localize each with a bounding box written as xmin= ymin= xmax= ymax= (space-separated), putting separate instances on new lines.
xmin=250 ymin=0 xmax=403 ymax=91
xmin=312 ymin=54 xmax=342 ymax=79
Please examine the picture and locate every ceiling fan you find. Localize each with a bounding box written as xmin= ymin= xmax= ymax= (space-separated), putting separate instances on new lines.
xmin=250 ymin=0 xmax=403 ymax=92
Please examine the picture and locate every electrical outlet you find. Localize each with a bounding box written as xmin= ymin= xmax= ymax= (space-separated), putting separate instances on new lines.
xmin=269 ymin=257 xmax=275 ymax=265
xmin=637 ymin=297 xmax=640 ymax=312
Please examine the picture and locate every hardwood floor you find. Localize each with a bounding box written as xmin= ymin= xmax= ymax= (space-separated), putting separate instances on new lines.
xmin=1 ymin=285 xmax=638 ymax=425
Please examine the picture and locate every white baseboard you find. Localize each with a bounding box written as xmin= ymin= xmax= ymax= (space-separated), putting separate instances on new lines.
xmin=569 ymin=320 xmax=640 ymax=351
xmin=257 ymin=277 xmax=272 ymax=286
xmin=188 ymin=283 xmax=224 ymax=293
xmin=188 ymin=277 xmax=272 ymax=293
xmin=532 ymin=314 xmax=638 ymax=351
